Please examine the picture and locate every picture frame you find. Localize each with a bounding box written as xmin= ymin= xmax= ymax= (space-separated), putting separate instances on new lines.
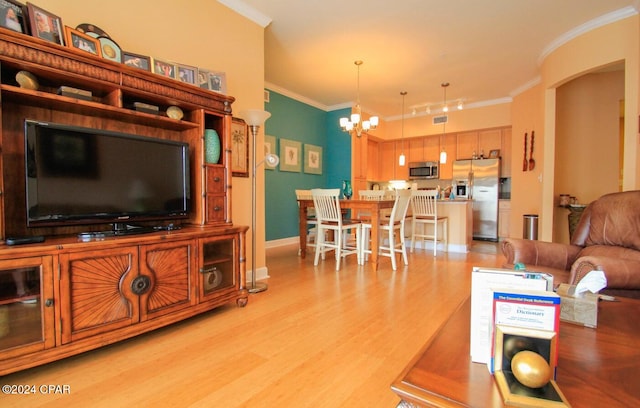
xmin=152 ymin=58 xmax=175 ymax=79
xmin=231 ymin=117 xmax=249 ymax=178
xmin=489 ymin=149 xmax=500 ymax=159
xmin=264 ymin=135 xmax=276 ymax=170
xmin=197 ymin=69 xmax=211 ymax=89
xmin=208 ymin=71 xmax=227 ymax=94
xmin=176 ymin=63 xmax=198 ymax=85
xmin=279 ymin=138 xmax=302 ymax=172
xmin=1 ymin=0 xmax=28 ymax=34
xmin=27 ymin=3 xmax=64 ymax=45
xmin=122 ymin=51 xmax=151 ymax=71
xmin=97 ymin=35 xmax=122 ymax=62
xmin=64 ymin=26 xmax=101 ymax=57
xmin=303 ymin=144 xmax=323 ymax=175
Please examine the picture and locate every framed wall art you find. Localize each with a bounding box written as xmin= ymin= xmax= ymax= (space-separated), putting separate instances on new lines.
xmin=64 ymin=26 xmax=101 ymax=57
xmin=123 ymin=52 xmax=151 ymax=71
xmin=303 ymin=144 xmax=323 ymax=175
xmin=28 ymin=3 xmax=64 ymax=45
xmin=264 ymin=135 xmax=276 ymax=170
xmin=1 ymin=0 xmax=28 ymax=34
xmin=231 ymin=118 xmax=249 ymax=178
xmin=198 ymin=69 xmax=211 ymax=89
xmin=279 ymin=138 xmax=301 ymax=172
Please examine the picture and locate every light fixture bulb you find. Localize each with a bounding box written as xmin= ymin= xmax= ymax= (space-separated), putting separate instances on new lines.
xmin=399 ymin=153 xmax=406 ymax=166
xmin=443 ymin=105 xmax=449 ymax=113
xmin=457 ymin=100 xmax=464 ymax=110
xmin=440 ymin=149 xmax=447 ymax=164
xmin=338 ymin=60 xmax=377 ymax=137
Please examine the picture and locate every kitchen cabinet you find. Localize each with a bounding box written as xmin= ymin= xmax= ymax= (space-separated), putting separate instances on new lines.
xmin=478 ymin=129 xmax=502 ymax=158
xmin=439 ymin=133 xmax=457 ymax=180
xmin=352 ymin=132 xmax=368 ymax=192
xmin=367 ymin=138 xmax=379 ymax=181
xmin=501 ymin=128 xmax=512 ymax=177
xmin=456 ymin=131 xmax=478 ymax=160
xmin=379 ymin=141 xmax=396 ymax=181
xmin=408 ymin=138 xmax=424 ymax=163
xmin=424 ymin=135 xmax=441 ymax=162
xmin=499 ymin=200 xmax=511 ymax=239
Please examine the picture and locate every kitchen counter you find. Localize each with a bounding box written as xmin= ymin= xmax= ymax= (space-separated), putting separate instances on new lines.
xmin=408 ymin=199 xmax=473 ymax=253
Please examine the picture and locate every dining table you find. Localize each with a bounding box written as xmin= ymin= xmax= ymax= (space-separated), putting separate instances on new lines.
xmin=297 ymin=198 xmax=396 ymax=271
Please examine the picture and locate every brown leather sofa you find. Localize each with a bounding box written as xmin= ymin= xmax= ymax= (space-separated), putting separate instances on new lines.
xmin=502 ymin=190 xmax=640 ymax=298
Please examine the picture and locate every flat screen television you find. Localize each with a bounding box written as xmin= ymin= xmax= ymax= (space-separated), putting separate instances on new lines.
xmin=24 ymin=120 xmax=190 ymax=232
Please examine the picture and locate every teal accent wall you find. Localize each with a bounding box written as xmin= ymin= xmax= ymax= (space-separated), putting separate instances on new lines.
xmin=264 ymin=90 xmax=351 ymax=241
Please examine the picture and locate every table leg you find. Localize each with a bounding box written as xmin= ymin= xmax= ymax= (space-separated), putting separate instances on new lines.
xmin=299 ymin=204 xmax=308 ymax=257
xmin=370 ymin=207 xmax=380 ymax=271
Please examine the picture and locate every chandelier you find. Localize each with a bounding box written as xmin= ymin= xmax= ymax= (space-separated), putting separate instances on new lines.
xmin=399 ymin=91 xmax=407 ymax=166
xmin=440 ymin=83 xmax=449 ymax=164
xmin=339 ymin=60 xmax=378 ymax=137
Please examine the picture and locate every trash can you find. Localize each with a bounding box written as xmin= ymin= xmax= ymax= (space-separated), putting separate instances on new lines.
xmin=523 ymin=214 xmax=538 ymax=240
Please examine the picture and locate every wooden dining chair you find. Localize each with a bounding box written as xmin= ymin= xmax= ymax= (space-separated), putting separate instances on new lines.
xmin=295 ymin=189 xmax=318 ymax=254
xmin=360 ymin=189 xmax=412 ymax=270
xmin=311 ymin=188 xmax=362 ymax=270
xmin=358 ymin=189 xmax=389 ymax=220
xmin=410 ymin=190 xmax=448 ymax=256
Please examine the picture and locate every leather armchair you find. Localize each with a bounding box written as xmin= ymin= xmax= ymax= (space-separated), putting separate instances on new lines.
xmin=502 ymin=191 xmax=640 ymax=298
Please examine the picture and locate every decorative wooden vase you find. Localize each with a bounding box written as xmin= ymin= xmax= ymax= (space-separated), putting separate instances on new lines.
xmin=205 ymin=129 xmax=221 ymax=164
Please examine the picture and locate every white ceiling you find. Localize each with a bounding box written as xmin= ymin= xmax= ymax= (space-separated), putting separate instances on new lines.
xmin=219 ymin=0 xmax=638 ymax=120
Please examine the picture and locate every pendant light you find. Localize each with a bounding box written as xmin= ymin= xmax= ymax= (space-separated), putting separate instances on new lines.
xmin=439 ymin=83 xmax=449 ymax=164
xmin=399 ymin=91 xmax=407 ymax=166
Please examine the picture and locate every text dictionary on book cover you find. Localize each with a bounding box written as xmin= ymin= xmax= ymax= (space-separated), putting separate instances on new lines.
xmin=469 ymin=267 xmax=554 ymax=364
xmin=490 ymin=289 xmax=561 ymax=374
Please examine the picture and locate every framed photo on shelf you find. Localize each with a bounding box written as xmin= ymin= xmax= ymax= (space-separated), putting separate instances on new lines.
xmin=208 ymin=71 xmax=227 ymax=94
xmin=27 ymin=3 xmax=64 ymax=45
xmin=1 ymin=0 xmax=28 ymax=34
xmin=489 ymin=149 xmax=500 ymax=159
xmin=303 ymin=144 xmax=323 ymax=175
xmin=152 ymin=58 xmax=175 ymax=79
xmin=264 ymin=135 xmax=276 ymax=170
xmin=122 ymin=51 xmax=151 ymax=71
xmin=176 ymin=63 xmax=197 ymax=85
xmin=279 ymin=138 xmax=302 ymax=173
xmin=197 ymin=69 xmax=211 ymax=89
xmin=64 ymin=26 xmax=101 ymax=57
xmin=231 ymin=118 xmax=249 ymax=178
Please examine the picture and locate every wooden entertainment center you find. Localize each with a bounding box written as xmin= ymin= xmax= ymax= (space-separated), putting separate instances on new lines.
xmin=0 ymin=29 xmax=248 ymax=375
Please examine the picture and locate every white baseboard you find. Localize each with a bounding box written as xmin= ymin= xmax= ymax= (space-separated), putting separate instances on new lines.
xmin=265 ymin=236 xmax=469 ymax=255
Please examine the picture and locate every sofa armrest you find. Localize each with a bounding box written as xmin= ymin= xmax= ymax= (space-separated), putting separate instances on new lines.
xmin=570 ymin=256 xmax=640 ymax=289
xmin=501 ymin=238 xmax=582 ymax=271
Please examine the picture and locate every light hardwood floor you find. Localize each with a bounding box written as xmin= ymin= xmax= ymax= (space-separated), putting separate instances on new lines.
xmin=1 ymin=242 xmax=503 ymax=408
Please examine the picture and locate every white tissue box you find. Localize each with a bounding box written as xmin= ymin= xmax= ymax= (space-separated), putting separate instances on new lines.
xmin=557 ymin=284 xmax=599 ymax=328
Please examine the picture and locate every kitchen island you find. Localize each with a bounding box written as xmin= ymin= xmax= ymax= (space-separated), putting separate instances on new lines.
xmin=410 ymin=199 xmax=473 ymax=253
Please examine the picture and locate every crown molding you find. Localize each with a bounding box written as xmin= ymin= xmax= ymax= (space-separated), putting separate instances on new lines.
xmin=538 ymin=6 xmax=638 ymax=65
xmin=217 ymin=0 xmax=272 ymax=28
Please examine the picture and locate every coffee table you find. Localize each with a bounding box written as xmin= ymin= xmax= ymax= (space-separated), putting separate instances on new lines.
xmin=391 ymin=296 xmax=640 ymax=407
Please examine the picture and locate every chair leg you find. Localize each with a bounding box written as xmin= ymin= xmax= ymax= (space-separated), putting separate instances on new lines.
xmin=388 ymin=228 xmax=397 ymax=270
xmin=410 ymin=220 xmax=416 ymax=253
xmin=314 ymin=226 xmax=324 ymax=266
xmin=335 ymin=229 xmax=342 ymax=271
xmin=433 ymin=220 xmax=437 ymax=257
xmin=400 ymin=226 xmax=408 ymax=266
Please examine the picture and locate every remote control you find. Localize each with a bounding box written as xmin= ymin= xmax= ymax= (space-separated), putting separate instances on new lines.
xmin=6 ymin=235 xmax=45 ymax=246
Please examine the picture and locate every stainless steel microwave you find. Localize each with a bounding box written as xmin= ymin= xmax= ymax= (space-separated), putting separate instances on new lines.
xmin=408 ymin=161 xmax=439 ymax=179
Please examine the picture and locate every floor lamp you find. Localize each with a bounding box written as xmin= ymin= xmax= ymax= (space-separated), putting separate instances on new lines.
xmin=238 ymin=109 xmax=278 ymax=294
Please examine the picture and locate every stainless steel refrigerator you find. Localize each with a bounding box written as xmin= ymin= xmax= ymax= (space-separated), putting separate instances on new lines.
xmin=452 ymin=159 xmax=500 ymax=241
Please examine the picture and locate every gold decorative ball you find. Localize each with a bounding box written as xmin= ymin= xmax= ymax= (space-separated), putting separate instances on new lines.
xmin=511 ymin=350 xmax=552 ymax=388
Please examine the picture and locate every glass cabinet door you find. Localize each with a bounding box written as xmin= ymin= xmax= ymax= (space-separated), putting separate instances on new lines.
xmin=200 ymin=237 xmax=236 ymax=299
xmin=0 ymin=257 xmax=54 ymax=355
